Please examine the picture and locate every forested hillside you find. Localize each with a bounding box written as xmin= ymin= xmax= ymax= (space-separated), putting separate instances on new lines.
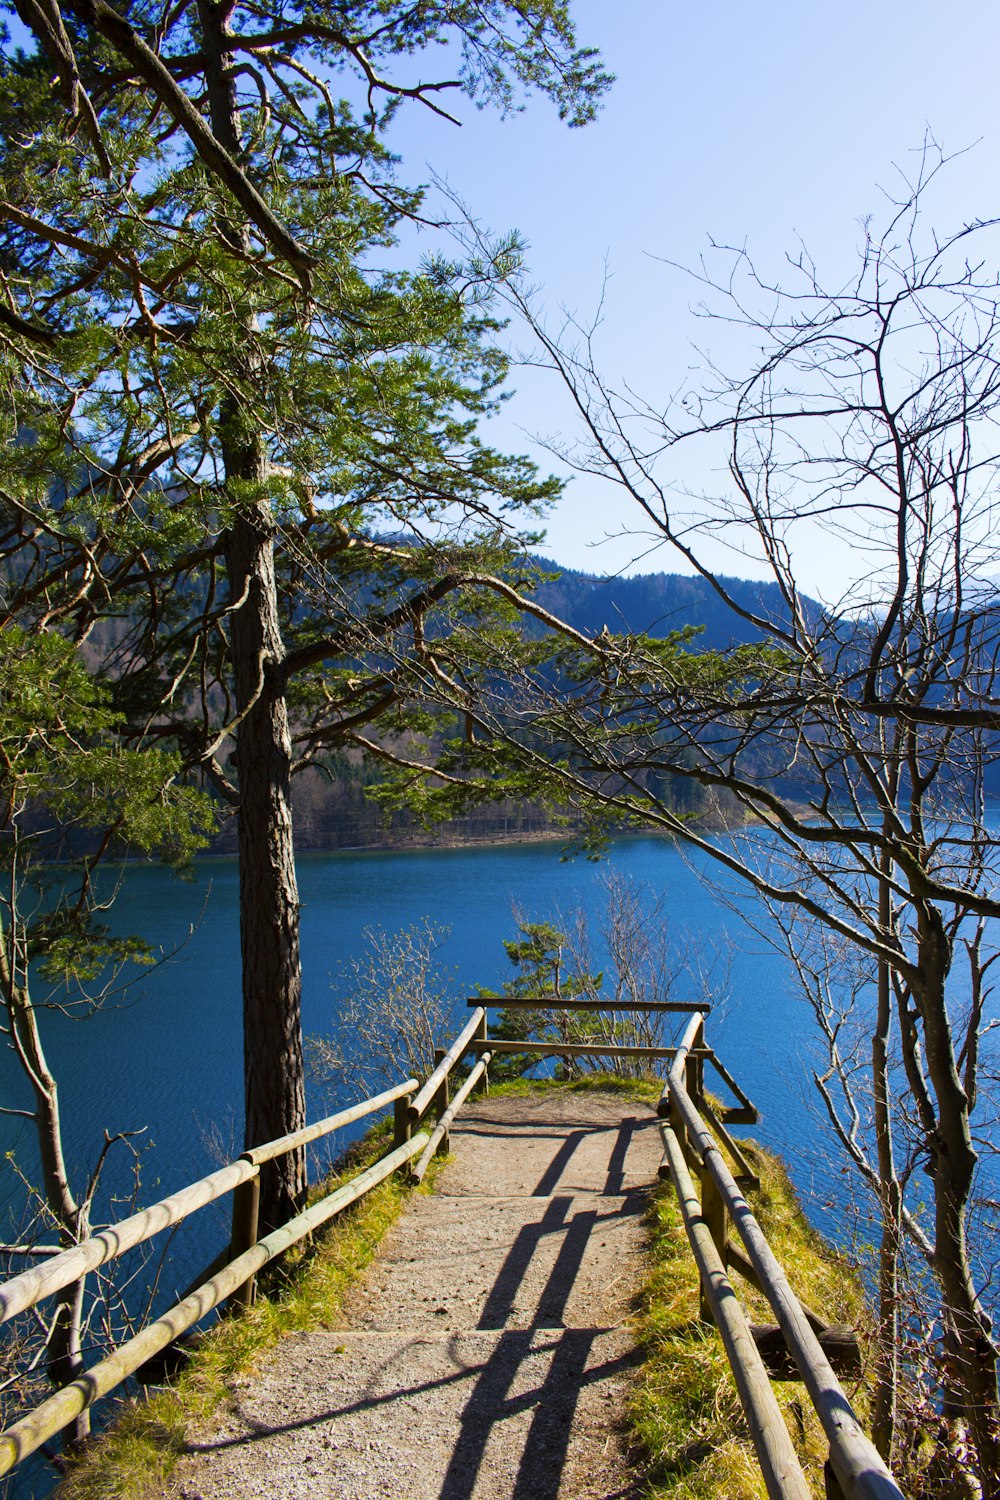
xmin=235 ymin=561 xmax=798 ymax=854
xmin=531 ymin=563 xmax=814 ymax=648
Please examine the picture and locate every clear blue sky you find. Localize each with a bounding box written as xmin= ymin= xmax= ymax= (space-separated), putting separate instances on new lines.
xmin=382 ymin=0 xmax=1000 ymax=597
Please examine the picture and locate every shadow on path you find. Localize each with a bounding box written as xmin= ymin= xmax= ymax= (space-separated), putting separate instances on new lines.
xmin=444 ymin=1113 xmax=649 ymax=1498
xmin=180 ymin=1105 xmax=653 ymax=1500
xmin=439 ymin=1330 xmax=642 ymax=1500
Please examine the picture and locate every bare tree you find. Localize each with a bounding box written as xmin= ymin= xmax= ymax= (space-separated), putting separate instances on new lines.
xmin=397 ymin=157 xmax=1000 ymax=1489
xmin=311 ymin=920 xmax=457 ymax=1102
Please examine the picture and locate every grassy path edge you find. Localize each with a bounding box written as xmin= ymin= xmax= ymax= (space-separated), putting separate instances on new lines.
xmin=54 ymin=1117 xmax=431 ymax=1500
xmin=632 ymin=1132 xmax=868 ymax=1499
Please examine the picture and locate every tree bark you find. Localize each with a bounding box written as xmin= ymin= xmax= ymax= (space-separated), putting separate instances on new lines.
xmin=916 ymin=905 xmax=1000 ymax=1490
xmin=225 ymin=499 xmax=306 ymax=1230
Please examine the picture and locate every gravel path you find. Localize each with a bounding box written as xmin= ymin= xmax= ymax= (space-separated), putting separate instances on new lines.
xmin=170 ymin=1090 xmax=660 ymax=1500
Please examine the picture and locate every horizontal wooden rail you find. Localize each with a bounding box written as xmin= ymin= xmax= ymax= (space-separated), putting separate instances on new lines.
xmin=672 ymin=1009 xmax=710 ymax=1074
xmin=0 ymin=1159 xmax=258 ymax=1327
xmin=0 ymin=1081 xmax=421 ymax=1327
xmin=0 ymin=1037 xmax=501 ymax=1482
xmin=244 ymin=1080 xmax=418 ymax=1165
xmin=469 ymin=996 xmax=711 ymax=1013
xmin=471 ymin=1040 xmax=695 ymax=1060
xmin=409 ymin=1008 xmax=486 ymax=1124
xmin=667 ymin=1029 xmax=904 ymax=1500
xmin=660 ymin=1122 xmax=811 ymax=1500
xmin=411 ymin=1054 xmax=492 ymax=1184
xmin=0 ymin=1131 xmax=429 ymax=1478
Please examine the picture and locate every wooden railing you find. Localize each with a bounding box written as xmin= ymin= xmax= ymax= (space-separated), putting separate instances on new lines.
xmin=661 ymin=1013 xmax=904 ymax=1500
xmin=0 ymin=1007 xmax=491 ymax=1479
xmin=471 ymin=997 xmax=905 ymax=1500
xmin=1 ymin=1000 xmax=907 ymax=1497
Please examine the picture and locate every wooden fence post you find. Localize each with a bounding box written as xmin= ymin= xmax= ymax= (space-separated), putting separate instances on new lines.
xmin=698 ymin=1161 xmax=728 ymax=1324
xmin=433 ymin=1047 xmax=450 ymax=1154
xmin=669 ymin=1090 xmax=687 ymax=1166
xmin=228 ymin=1172 xmax=260 ymax=1311
xmin=393 ymin=1094 xmax=412 ymax=1149
xmin=686 ymin=1018 xmax=704 ymax=1108
xmin=474 ymin=1011 xmax=489 ymax=1096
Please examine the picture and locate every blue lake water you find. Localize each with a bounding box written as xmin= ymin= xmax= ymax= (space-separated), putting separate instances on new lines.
xmin=0 ymin=835 xmax=858 ymax=1264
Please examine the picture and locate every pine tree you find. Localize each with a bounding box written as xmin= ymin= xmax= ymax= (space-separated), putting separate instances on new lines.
xmin=0 ymin=0 xmax=609 ymax=1227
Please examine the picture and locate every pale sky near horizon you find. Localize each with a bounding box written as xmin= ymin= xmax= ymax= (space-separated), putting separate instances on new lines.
xmin=380 ymin=1 xmax=1000 ymax=600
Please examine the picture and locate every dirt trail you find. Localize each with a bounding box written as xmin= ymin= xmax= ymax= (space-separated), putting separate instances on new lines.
xmin=170 ymin=1090 xmax=661 ymax=1500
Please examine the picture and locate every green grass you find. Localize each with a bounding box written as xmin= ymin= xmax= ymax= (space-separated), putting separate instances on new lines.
xmin=631 ymin=1135 xmax=869 ymax=1499
xmin=485 ymin=1068 xmax=662 ymax=1105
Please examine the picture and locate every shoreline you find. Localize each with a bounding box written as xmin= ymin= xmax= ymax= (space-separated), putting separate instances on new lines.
xmin=200 ymin=823 xmax=684 ymax=863
xmin=203 ymin=807 xmax=775 ymax=863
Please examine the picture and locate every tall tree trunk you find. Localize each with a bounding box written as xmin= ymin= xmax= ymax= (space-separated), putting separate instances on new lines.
xmin=225 ymin=499 xmax=306 ymax=1229
xmin=917 ymin=907 xmax=1000 ymax=1490
xmin=199 ymin=0 xmax=307 ymax=1230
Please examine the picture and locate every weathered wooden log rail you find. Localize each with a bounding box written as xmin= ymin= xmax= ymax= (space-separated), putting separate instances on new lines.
xmin=660 ymin=1012 xmax=904 ymax=1500
xmin=0 ymin=1009 xmax=491 ymax=1480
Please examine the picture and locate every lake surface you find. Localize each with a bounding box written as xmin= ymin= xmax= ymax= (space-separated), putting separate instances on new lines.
xmin=0 ymin=835 xmax=869 ymax=1263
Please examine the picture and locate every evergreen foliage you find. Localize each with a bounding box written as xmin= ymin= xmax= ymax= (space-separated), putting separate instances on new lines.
xmin=0 ymin=0 xmax=611 ymax=1228
xmin=479 ymin=919 xmax=598 ymax=1081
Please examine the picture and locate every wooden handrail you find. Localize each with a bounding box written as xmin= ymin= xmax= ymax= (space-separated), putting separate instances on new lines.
xmin=0 ymin=1158 xmax=258 ymax=1326
xmin=704 ymin=1048 xmax=758 ymax=1121
xmin=411 ymin=1053 xmax=492 ymax=1184
xmin=244 ymin=1080 xmax=418 ymax=1164
xmin=666 ymin=1023 xmax=905 ymax=1500
xmin=469 ymin=996 xmax=711 ymax=1013
xmin=699 ymin=1098 xmax=760 ymax=1190
xmin=409 ymin=1007 xmax=486 ymax=1123
xmin=660 ymin=1122 xmax=811 ymax=1500
xmin=471 ymin=1040 xmax=694 ymax=1060
xmin=0 ymin=1131 xmax=429 ymax=1478
xmin=0 ymin=1027 xmax=499 ymax=1482
xmin=0 ymin=1081 xmax=421 ymax=1326
xmin=673 ymin=1009 xmax=705 ymax=1063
